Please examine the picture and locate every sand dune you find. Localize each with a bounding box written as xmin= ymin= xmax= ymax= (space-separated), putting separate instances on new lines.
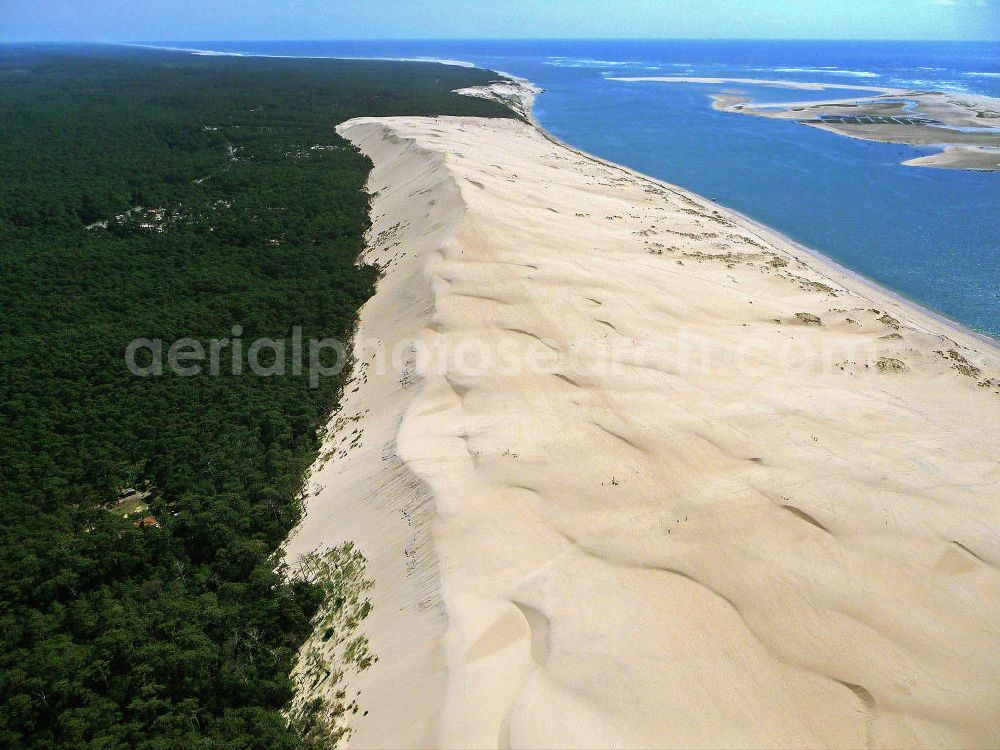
xmin=285 ymin=113 xmax=1000 ymax=748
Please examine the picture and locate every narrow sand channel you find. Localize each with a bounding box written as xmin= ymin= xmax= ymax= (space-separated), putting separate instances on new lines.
xmin=284 ymin=112 xmax=1000 ymax=749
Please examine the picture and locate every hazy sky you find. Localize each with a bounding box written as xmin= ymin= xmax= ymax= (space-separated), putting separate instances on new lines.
xmin=2 ymin=0 xmax=999 ymax=42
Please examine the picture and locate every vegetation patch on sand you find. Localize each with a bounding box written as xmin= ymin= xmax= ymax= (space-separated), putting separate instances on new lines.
xmin=287 ymin=543 xmax=376 ymax=748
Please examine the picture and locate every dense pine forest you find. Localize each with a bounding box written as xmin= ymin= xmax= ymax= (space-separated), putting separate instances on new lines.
xmin=0 ymin=45 xmax=512 ymax=748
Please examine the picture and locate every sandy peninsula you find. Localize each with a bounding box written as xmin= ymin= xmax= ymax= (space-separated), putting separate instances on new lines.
xmin=610 ymin=76 xmax=1000 ymax=171
xmin=283 ymin=88 xmax=1000 ymax=748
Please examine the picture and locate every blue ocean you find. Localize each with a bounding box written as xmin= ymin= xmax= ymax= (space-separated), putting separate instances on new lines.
xmin=148 ymin=40 xmax=1000 ymax=337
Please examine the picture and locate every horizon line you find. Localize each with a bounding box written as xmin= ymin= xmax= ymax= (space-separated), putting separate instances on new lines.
xmin=3 ymin=36 xmax=1000 ymax=45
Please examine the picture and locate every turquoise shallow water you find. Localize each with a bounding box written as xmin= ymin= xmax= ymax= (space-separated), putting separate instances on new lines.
xmin=148 ymin=40 xmax=1000 ymax=337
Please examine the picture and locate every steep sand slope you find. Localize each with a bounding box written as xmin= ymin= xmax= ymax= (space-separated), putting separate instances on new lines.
xmin=283 ymin=131 xmax=463 ymax=746
xmin=287 ymin=114 xmax=1000 ymax=749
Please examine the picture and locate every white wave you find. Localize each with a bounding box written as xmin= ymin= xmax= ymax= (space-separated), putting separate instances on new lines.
xmin=124 ymin=43 xmax=247 ymax=56
xmin=600 ymin=67 xmax=682 ymax=77
xmin=964 ymin=71 xmax=1000 ymax=78
xmin=892 ymin=78 xmax=977 ymax=95
xmin=771 ymin=67 xmax=879 ymax=78
xmin=387 ymin=57 xmax=475 ymax=67
xmin=544 ymin=57 xmax=645 ymax=68
xmin=120 ymin=44 xmax=474 ymax=67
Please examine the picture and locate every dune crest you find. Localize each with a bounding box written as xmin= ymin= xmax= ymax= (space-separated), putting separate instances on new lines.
xmin=287 ymin=114 xmax=1000 ymax=748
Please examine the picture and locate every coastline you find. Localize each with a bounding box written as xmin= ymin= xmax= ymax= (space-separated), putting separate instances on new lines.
xmin=718 ymin=200 xmax=1000 ymax=351
xmin=515 ymin=75 xmax=998 ymax=353
xmin=285 ymin=72 xmax=1000 ymax=748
